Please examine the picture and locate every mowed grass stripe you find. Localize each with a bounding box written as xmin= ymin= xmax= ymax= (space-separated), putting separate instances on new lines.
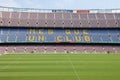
xmin=0 ymin=54 xmax=78 ymax=80
xmin=0 ymin=54 xmax=120 ymax=80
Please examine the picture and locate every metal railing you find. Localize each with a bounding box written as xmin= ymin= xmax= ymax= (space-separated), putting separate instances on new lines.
xmin=0 ymin=6 xmax=120 ymax=13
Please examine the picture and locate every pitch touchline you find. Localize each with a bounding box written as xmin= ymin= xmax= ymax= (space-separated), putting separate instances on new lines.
xmin=66 ymin=54 xmax=81 ymax=80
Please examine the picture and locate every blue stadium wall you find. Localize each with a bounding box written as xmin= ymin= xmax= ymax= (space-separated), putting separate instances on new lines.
xmin=0 ymin=28 xmax=120 ymax=44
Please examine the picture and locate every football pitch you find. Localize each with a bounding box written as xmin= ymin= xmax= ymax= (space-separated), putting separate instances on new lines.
xmin=0 ymin=54 xmax=120 ymax=80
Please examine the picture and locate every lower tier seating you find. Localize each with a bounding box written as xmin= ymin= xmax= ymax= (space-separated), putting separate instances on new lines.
xmin=0 ymin=45 xmax=120 ymax=54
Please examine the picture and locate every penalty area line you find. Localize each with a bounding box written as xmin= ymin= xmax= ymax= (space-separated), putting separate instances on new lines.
xmin=66 ymin=54 xmax=81 ymax=80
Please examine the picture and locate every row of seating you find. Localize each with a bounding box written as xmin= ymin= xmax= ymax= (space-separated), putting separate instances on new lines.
xmin=2 ymin=11 xmax=119 ymax=20
xmin=0 ymin=28 xmax=120 ymax=34
xmin=0 ymin=45 xmax=120 ymax=54
xmin=0 ymin=11 xmax=120 ymax=28
xmin=0 ymin=34 xmax=120 ymax=43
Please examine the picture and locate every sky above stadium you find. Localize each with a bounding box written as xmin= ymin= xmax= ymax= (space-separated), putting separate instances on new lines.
xmin=0 ymin=0 xmax=120 ymax=9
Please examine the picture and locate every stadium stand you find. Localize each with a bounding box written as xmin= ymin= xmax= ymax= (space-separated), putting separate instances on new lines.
xmin=0 ymin=6 xmax=120 ymax=54
xmin=0 ymin=28 xmax=120 ymax=43
xmin=0 ymin=9 xmax=120 ymax=28
xmin=0 ymin=45 xmax=120 ymax=54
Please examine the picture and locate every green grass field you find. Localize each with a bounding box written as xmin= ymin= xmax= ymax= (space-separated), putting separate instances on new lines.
xmin=0 ymin=53 xmax=120 ymax=80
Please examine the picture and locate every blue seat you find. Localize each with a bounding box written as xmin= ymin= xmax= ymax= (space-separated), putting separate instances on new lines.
xmin=19 ymin=29 xmax=29 ymax=34
xmin=111 ymin=34 xmax=120 ymax=43
xmin=46 ymin=35 xmax=55 ymax=42
xmin=0 ymin=35 xmax=8 ymax=42
xmin=9 ymin=29 xmax=19 ymax=35
xmin=91 ymin=34 xmax=101 ymax=43
xmin=101 ymin=35 xmax=111 ymax=42
xmin=108 ymin=30 xmax=119 ymax=35
xmin=8 ymin=35 xmax=16 ymax=42
xmin=17 ymin=34 xmax=27 ymax=42
xmin=1 ymin=29 xmax=9 ymax=35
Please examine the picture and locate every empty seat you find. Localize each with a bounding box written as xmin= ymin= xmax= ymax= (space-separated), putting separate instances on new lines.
xmin=55 ymin=13 xmax=63 ymax=20
xmin=19 ymin=12 xmax=29 ymax=26
xmin=37 ymin=13 xmax=48 ymax=27
xmin=110 ymin=34 xmax=120 ymax=43
xmin=45 ymin=35 xmax=55 ymax=42
xmin=85 ymin=46 xmax=95 ymax=53
xmin=46 ymin=13 xmax=55 ymax=20
xmin=63 ymin=13 xmax=71 ymax=20
xmin=10 ymin=19 xmax=19 ymax=26
xmin=37 ymin=19 xmax=46 ymax=27
xmin=10 ymin=12 xmax=19 ymax=26
xmin=29 ymin=19 xmax=37 ymax=27
xmin=46 ymin=20 xmax=55 ymax=27
xmin=8 ymin=35 xmax=17 ymax=42
xmin=101 ymin=35 xmax=111 ymax=43
xmin=89 ymin=20 xmax=98 ymax=27
xmin=1 ymin=11 xmax=10 ymax=26
xmin=0 ymin=35 xmax=8 ymax=42
xmin=46 ymin=46 xmax=55 ymax=53
xmin=72 ymin=20 xmax=81 ymax=27
xmin=37 ymin=13 xmax=46 ymax=27
xmin=75 ymin=46 xmax=85 ymax=53
xmin=65 ymin=46 xmax=74 ymax=53
xmin=80 ymin=20 xmax=89 ymax=27
xmin=29 ymin=13 xmax=37 ymax=19
xmin=104 ymin=46 xmax=116 ymax=53
xmin=19 ymin=19 xmax=28 ymax=27
xmin=0 ymin=46 xmax=6 ymax=54
xmin=71 ymin=13 xmax=79 ymax=20
xmin=2 ymin=18 xmax=10 ymax=26
xmin=56 ymin=46 xmax=65 ymax=52
xmin=36 ymin=46 xmax=45 ymax=53
xmin=95 ymin=46 xmax=105 ymax=53
xmin=19 ymin=29 xmax=28 ymax=34
xmin=6 ymin=46 xmax=15 ymax=53
xmin=96 ymin=14 xmax=107 ymax=27
xmin=91 ymin=34 xmax=101 ymax=42
xmin=80 ymin=14 xmax=89 ymax=27
xmin=17 ymin=34 xmax=27 ymax=42
xmin=55 ymin=20 xmax=63 ymax=27
xmin=98 ymin=20 xmax=107 ymax=27
xmin=105 ymin=14 xmax=116 ymax=27
xmin=71 ymin=14 xmax=80 ymax=27
xmin=1 ymin=28 xmax=7 ymax=33
xmin=114 ymin=46 xmax=120 ymax=53
xmin=29 ymin=13 xmax=37 ymax=27
xmin=26 ymin=46 xmax=35 ymax=53
xmin=114 ymin=13 xmax=120 ymax=27
xmin=64 ymin=20 xmax=72 ymax=27
xmin=88 ymin=14 xmax=98 ymax=27
xmin=15 ymin=46 xmax=25 ymax=53
xmin=54 ymin=13 xmax=63 ymax=27
xmin=107 ymin=19 xmax=116 ymax=27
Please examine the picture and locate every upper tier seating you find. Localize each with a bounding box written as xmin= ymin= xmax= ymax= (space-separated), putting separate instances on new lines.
xmin=0 ymin=11 xmax=120 ymax=28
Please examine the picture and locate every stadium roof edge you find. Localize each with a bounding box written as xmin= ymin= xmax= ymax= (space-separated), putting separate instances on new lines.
xmin=0 ymin=6 xmax=120 ymax=13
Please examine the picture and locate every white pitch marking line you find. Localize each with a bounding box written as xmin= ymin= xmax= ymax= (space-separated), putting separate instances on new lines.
xmin=66 ymin=54 xmax=81 ymax=80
